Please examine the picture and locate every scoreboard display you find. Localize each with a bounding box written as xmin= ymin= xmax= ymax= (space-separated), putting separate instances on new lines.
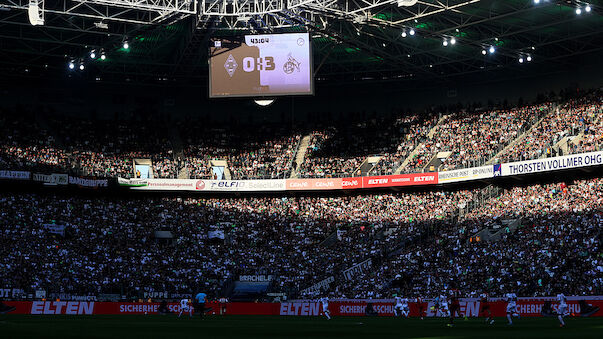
xmin=209 ymin=33 xmax=313 ymax=98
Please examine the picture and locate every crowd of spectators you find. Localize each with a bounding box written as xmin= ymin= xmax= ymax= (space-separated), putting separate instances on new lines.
xmin=1 ymin=176 xmax=601 ymax=300
xmin=499 ymin=92 xmax=602 ymax=163
xmin=403 ymin=104 xmax=550 ymax=172
xmin=369 ymin=114 xmax=438 ymax=175
xmin=297 ymin=129 xmax=363 ymax=178
xmin=297 ymin=116 xmax=410 ymax=178
xmin=0 ymin=111 xmax=180 ymax=178
xmin=0 ymin=189 xmax=473 ymax=299
xmin=180 ymin=125 xmax=300 ymax=180
xmin=1 ymin=91 xmax=601 ymax=180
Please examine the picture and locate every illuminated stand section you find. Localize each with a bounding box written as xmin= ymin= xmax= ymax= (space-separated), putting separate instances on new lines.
xmin=117 ymin=151 xmax=603 ymax=192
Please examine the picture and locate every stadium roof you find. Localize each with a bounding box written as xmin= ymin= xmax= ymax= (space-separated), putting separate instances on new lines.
xmin=0 ymin=0 xmax=601 ymax=86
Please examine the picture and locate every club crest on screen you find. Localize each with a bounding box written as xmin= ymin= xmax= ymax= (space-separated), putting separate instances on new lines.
xmin=283 ymin=53 xmax=301 ymax=74
xmin=224 ymin=54 xmax=238 ymax=77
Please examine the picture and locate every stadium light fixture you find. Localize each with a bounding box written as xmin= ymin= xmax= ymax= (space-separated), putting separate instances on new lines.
xmin=450 ymin=37 xmax=456 ymax=45
xmin=576 ymin=8 xmax=582 ymax=15
xmin=519 ymin=57 xmax=524 ymax=63
xmin=68 ymin=61 xmax=75 ymax=70
xmin=401 ymin=30 xmax=407 ymax=38
xmin=481 ymin=49 xmax=487 ymax=55
xmin=254 ymin=99 xmax=274 ymax=106
xmin=533 ymin=0 xmax=540 ymax=4
xmin=123 ymin=41 xmax=129 ymax=50
xmin=409 ymin=28 xmax=415 ymax=36
xmin=442 ymin=39 xmax=448 ymax=46
xmin=527 ymin=55 xmax=532 ymax=62
xmin=489 ymin=46 xmax=496 ymax=54
xmin=79 ymin=63 xmax=85 ymax=71
xmin=90 ymin=50 xmax=96 ymax=59
xmin=585 ymin=4 xmax=591 ymax=12
xmin=100 ymin=51 xmax=106 ymax=60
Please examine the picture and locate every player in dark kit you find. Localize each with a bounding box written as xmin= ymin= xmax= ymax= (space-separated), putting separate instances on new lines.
xmin=480 ymin=292 xmax=494 ymax=324
xmin=447 ymin=285 xmax=462 ymax=327
xmin=416 ymin=296 xmax=426 ymax=320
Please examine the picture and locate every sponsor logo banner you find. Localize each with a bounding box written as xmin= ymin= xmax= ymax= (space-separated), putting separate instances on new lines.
xmin=502 ymin=151 xmax=603 ymax=176
xmin=118 ymin=178 xmax=147 ymax=187
xmin=438 ymin=166 xmax=493 ymax=183
xmin=208 ymin=180 xmax=285 ymax=191
xmin=342 ymin=259 xmax=372 ymax=281
xmin=33 ymin=173 xmax=68 ymax=185
xmin=31 ymin=301 xmax=95 ymax=315
xmin=362 ymin=173 xmax=438 ymax=188
xmin=2 ymin=299 xmax=602 ymax=317
xmin=0 ymin=170 xmax=30 ymax=180
xmin=341 ymin=177 xmax=362 ymax=189
xmin=300 ymin=276 xmax=335 ymax=295
xmin=280 ymin=302 xmax=321 ymax=316
xmin=286 ymin=178 xmax=343 ymax=190
xmin=123 ymin=179 xmax=285 ymax=192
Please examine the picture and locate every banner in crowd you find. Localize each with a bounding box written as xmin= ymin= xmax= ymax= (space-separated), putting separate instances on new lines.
xmin=46 ymin=294 xmax=97 ymax=301
xmin=0 ymin=170 xmax=30 ymax=180
xmin=142 ymin=292 xmax=191 ymax=300
xmin=3 ymin=298 xmax=602 ymax=317
xmin=501 ymin=151 xmax=603 ymax=176
xmin=118 ymin=178 xmax=286 ymax=192
xmin=438 ymin=166 xmax=494 ymax=184
xmin=68 ymin=176 xmax=109 ymax=188
xmin=33 ymin=173 xmax=68 ymax=186
xmin=0 ymin=288 xmax=25 ymax=298
xmin=42 ymin=224 xmax=66 ymax=237
xmin=299 ymin=276 xmax=335 ymax=295
xmin=208 ymin=230 xmax=225 ymax=239
xmin=239 ymin=275 xmax=274 ymax=282
xmin=342 ymin=259 xmax=372 ymax=281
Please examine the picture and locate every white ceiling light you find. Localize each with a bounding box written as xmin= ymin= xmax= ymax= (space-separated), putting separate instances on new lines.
xmin=254 ymin=99 xmax=275 ymax=107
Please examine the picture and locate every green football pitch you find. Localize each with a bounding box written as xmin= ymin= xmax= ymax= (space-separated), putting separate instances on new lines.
xmin=1 ymin=315 xmax=602 ymax=338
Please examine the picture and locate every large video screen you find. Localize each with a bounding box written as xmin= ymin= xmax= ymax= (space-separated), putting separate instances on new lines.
xmin=209 ymin=33 xmax=313 ymax=98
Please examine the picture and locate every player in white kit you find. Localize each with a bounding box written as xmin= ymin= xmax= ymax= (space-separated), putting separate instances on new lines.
xmin=393 ymin=295 xmax=410 ymax=317
xmin=178 ymin=298 xmax=193 ymax=318
xmin=439 ymin=294 xmax=449 ymax=317
xmin=319 ymin=297 xmax=331 ymax=320
xmin=556 ymin=293 xmax=569 ymax=327
xmin=505 ymin=292 xmax=520 ymax=325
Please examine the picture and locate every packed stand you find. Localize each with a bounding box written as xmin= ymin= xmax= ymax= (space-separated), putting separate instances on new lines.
xmin=0 ymin=190 xmax=474 ymax=299
xmin=335 ymin=178 xmax=603 ymax=299
xmin=0 ymin=110 xmax=180 ymax=179
xmin=404 ymin=104 xmax=550 ymax=172
xmin=499 ymin=92 xmax=602 ymax=163
xmin=180 ymin=125 xmax=300 ymax=179
xmin=297 ymin=116 xmax=408 ymax=178
xmin=0 ymin=110 xmax=68 ymax=173
xmin=369 ymin=114 xmax=438 ymax=176
xmin=51 ymin=118 xmax=177 ymax=178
